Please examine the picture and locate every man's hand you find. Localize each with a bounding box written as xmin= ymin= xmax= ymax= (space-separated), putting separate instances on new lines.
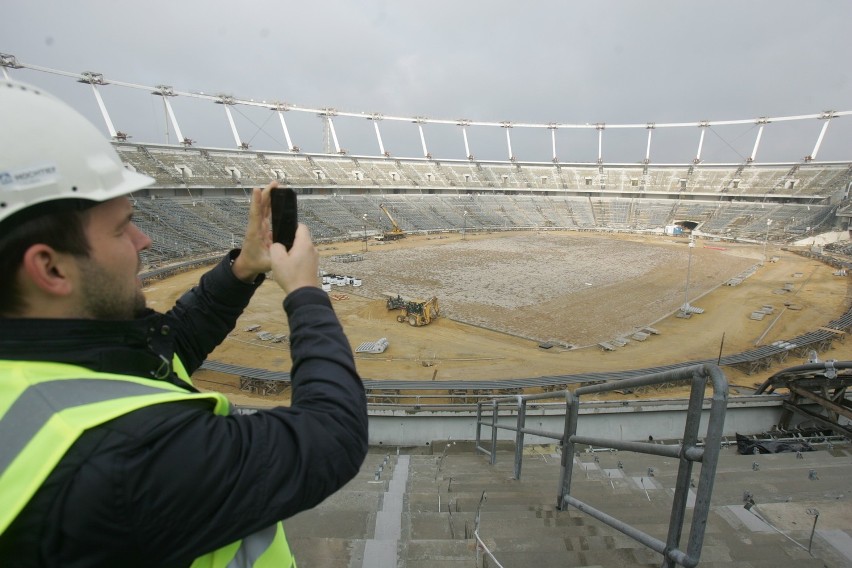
xmin=270 ymin=224 xmax=319 ymax=294
xmin=231 ymin=183 xmax=276 ymax=282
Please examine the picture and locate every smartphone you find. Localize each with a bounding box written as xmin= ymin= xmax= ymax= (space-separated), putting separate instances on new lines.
xmin=271 ymin=187 xmax=298 ymax=250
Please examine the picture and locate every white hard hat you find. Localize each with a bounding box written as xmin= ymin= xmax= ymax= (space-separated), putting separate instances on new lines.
xmin=0 ymin=79 xmax=154 ymax=225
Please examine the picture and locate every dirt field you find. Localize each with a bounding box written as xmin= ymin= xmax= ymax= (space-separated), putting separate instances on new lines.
xmin=143 ymin=231 xmax=851 ymax=404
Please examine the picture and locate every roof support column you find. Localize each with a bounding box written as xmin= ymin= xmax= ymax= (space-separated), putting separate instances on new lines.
xmin=319 ymin=109 xmax=342 ymax=154
xmin=549 ymin=124 xmax=558 ymax=162
xmin=371 ymin=114 xmax=386 ymax=156
xmin=79 ymin=72 xmax=117 ymax=138
xmin=695 ymin=122 xmax=709 ymax=163
xmin=414 ymin=118 xmax=429 ymax=158
xmin=459 ymin=120 xmax=472 ymax=160
xmin=596 ymin=123 xmax=605 ymax=164
xmin=502 ymin=122 xmax=514 ymax=161
xmin=275 ymin=106 xmax=295 ymax=151
xmin=749 ymin=118 xmax=769 ymax=162
xmin=217 ymin=96 xmax=243 ymax=149
xmin=327 ymin=115 xmax=342 ymax=154
xmin=807 ymin=112 xmax=834 ymax=161
xmin=90 ymin=83 xmax=117 ymax=138
xmin=153 ymin=86 xmax=185 ymax=145
xmin=645 ymin=123 xmax=655 ymax=164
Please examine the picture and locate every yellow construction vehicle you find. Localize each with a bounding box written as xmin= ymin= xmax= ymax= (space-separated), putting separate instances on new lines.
xmin=375 ymin=203 xmax=406 ymax=241
xmin=386 ymin=294 xmax=407 ymax=310
xmin=396 ymin=296 xmax=440 ymax=326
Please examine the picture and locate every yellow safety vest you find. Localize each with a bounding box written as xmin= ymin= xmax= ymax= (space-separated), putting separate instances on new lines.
xmin=0 ymin=359 xmax=295 ymax=567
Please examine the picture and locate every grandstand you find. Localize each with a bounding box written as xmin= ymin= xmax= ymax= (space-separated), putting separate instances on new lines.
xmin=118 ymin=142 xmax=850 ymax=268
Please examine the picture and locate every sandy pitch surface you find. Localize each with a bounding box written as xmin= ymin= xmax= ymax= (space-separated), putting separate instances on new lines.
xmin=143 ymin=231 xmax=850 ymax=404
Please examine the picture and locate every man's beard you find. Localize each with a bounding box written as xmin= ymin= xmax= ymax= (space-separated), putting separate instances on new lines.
xmin=78 ymin=257 xmax=147 ymax=320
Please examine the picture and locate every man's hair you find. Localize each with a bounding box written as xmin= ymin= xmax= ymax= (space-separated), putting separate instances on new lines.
xmin=0 ymin=203 xmax=92 ymax=317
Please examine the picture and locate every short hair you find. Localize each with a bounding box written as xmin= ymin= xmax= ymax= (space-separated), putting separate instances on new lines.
xmin=0 ymin=202 xmax=93 ymax=317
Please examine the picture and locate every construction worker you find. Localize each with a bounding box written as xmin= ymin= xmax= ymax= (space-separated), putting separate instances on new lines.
xmin=0 ymin=79 xmax=368 ymax=566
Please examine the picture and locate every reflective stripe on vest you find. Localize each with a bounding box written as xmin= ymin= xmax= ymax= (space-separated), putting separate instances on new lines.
xmin=191 ymin=522 xmax=296 ymax=568
xmin=0 ymin=360 xmax=295 ymax=567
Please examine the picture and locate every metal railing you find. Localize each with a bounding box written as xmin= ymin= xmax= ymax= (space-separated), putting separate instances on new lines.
xmin=475 ymin=363 xmax=728 ymax=568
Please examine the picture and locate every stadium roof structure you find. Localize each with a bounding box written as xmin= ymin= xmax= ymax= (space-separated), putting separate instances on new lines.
xmin=3 ymin=53 xmax=852 ymax=166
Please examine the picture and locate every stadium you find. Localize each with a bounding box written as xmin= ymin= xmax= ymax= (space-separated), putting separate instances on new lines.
xmin=4 ymin=53 xmax=852 ymax=567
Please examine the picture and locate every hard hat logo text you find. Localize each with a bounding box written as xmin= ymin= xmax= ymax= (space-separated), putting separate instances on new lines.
xmin=1 ymin=164 xmax=59 ymax=190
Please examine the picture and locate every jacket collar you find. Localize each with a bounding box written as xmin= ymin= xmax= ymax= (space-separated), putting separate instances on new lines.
xmin=0 ymin=310 xmax=178 ymax=381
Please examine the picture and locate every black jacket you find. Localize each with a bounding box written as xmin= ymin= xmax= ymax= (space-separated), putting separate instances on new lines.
xmin=0 ymin=253 xmax=369 ymax=567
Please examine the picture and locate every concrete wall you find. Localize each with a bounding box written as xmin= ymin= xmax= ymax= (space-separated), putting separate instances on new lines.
xmin=367 ymin=395 xmax=790 ymax=447
xmin=792 ymin=230 xmax=849 ymax=246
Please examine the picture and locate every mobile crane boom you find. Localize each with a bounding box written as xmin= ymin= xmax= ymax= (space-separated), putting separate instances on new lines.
xmin=376 ymin=203 xmax=406 ymax=240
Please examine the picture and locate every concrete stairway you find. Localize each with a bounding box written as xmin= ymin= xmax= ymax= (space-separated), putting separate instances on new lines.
xmin=286 ymin=444 xmax=852 ymax=567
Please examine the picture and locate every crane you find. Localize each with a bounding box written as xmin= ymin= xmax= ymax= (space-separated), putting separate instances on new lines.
xmin=376 ymin=203 xmax=406 ymax=240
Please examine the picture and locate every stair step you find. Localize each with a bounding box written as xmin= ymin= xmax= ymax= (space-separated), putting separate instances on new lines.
xmin=400 ymin=538 xmax=476 ymax=566
xmin=286 ymin=537 xmax=361 ymax=568
xmin=285 ymin=510 xmax=374 ymax=539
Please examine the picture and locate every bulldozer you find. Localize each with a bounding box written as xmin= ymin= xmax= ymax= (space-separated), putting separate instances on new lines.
xmin=398 ymin=296 xmax=439 ymax=326
xmin=375 ymin=203 xmax=406 ymax=241
xmin=386 ymin=294 xmax=440 ymax=326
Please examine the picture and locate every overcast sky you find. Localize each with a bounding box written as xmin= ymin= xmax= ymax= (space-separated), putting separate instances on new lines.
xmin=3 ymin=0 xmax=851 ymax=163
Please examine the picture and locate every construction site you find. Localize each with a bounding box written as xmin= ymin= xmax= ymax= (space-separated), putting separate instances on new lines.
xmin=145 ymin=229 xmax=852 ymax=567
xmin=8 ymin=47 xmax=852 ymax=568
xmin=149 ymin=231 xmax=848 ymax=393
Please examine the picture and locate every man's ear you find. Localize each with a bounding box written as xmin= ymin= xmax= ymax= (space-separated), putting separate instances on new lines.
xmin=19 ymin=244 xmax=76 ymax=298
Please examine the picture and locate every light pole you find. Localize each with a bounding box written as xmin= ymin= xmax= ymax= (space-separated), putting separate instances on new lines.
xmin=462 ymin=210 xmax=468 ymax=240
xmin=362 ymin=214 xmax=368 ymax=252
xmin=763 ymin=218 xmax=772 ymax=264
xmin=682 ymin=235 xmax=695 ymax=314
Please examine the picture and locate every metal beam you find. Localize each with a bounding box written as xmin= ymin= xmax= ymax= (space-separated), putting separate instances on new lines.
xmin=787 ymin=384 xmax=852 ymax=422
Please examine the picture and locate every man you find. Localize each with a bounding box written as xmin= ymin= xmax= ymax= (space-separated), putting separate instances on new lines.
xmin=0 ymin=79 xmax=368 ymax=566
